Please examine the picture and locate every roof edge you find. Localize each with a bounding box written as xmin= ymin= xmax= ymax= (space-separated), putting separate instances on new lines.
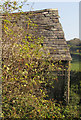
xmin=1 ymin=8 xmax=58 ymax=16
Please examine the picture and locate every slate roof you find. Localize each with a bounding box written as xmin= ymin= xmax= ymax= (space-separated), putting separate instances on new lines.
xmin=27 ymin=9 xmax=72 ymax=61
xmin=2 ymin=9 xmax=72 ymax=61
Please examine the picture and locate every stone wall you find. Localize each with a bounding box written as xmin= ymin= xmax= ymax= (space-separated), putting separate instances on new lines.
xmin=3 ymin=9 xmax=71 ymax=61
xmin=2 ymin=9 xmax=72 ymax=103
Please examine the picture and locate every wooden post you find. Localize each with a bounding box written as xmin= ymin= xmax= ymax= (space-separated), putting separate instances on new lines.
xmin=67 ymin=61 xmax=70 ymax=104
xmin=0 ymin=14 xmax=2 ymax=117
xmin=0 ymin=14 xmax=2 ymax=118
xmin=64 ymin=61 xmax=71 ymax=104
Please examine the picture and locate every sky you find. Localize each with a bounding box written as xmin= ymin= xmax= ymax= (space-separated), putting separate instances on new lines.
xmin=22 ymin=2 xmax=79 ymax=41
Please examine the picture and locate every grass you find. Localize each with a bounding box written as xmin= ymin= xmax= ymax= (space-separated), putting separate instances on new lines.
xmin=70 ymin=53 xmax=81 ymax=72
xmin=71 ymin=61 xmax=81 ymax=72
xmin=70 ymin=54 xmax=81 ymax=118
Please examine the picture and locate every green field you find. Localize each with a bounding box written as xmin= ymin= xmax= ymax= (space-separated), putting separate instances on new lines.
xmin=71 ymin=61 xmax=81 ymax=71
xmin=71 ymin=54 xmax=81 ymax=71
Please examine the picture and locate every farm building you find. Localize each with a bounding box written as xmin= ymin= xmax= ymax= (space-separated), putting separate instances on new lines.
xmin=1 ymin=9 xmax=72 ymax=103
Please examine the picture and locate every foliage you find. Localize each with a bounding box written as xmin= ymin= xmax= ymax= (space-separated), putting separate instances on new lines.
xmin=2 ymin=0 xmax=60 ymax=119
xmin=67 ymin=38 xmax=81 ymax=55
xmin=70 ymin=71 xmax=81 ymax=118
xmin=68 ymin=39 xmax=81 ymax=118
xmin=0 ymin=0 xmax=28 ymax=13
xmin=1 ymin=0 xmax=81 ymax=119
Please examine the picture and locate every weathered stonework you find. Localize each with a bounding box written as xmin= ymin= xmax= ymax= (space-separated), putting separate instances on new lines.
xmin=15 ymin=9 xmax=71 ymax=61
xmin=2 ymin=9 xmax=72 ymax=103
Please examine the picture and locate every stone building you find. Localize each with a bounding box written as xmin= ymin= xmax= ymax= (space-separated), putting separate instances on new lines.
xmin=2 ymin=9 xmax=72 ymax=103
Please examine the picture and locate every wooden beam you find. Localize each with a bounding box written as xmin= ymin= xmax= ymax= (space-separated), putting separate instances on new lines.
xmin=0 ymin=14 xmax=2 ymax=117
xmin=67 ymin=61 xmax=70 ymax=104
